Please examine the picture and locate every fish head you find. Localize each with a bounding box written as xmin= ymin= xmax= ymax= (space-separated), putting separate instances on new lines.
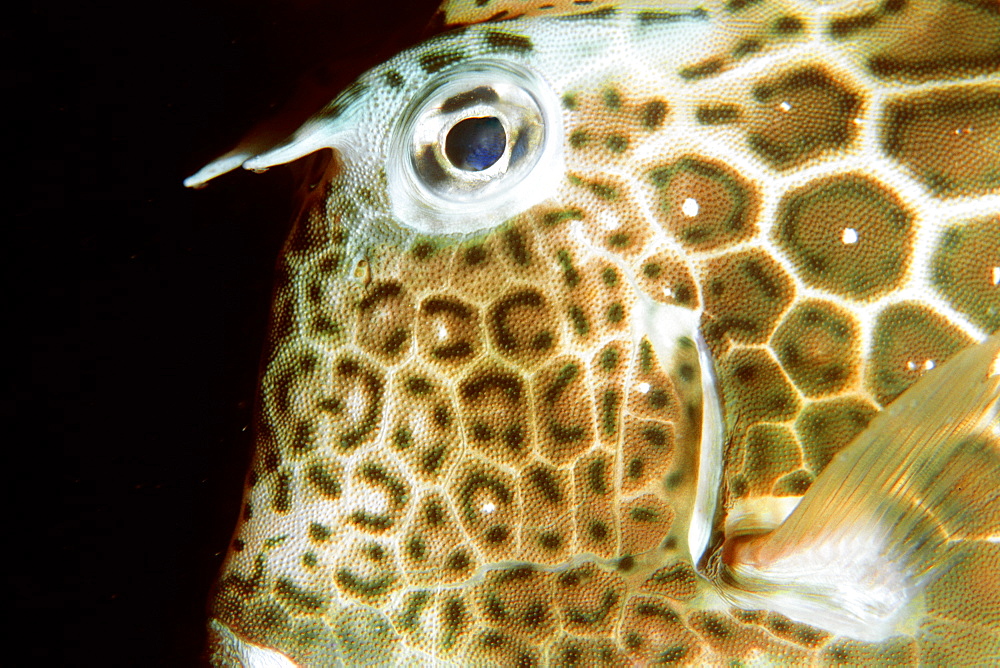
xmin=190 ymin=0 xmax=1000 ymax=665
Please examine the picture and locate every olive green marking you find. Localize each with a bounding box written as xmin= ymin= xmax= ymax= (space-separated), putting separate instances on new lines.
xmin=545 ymin=363 xmax=579 ymax=403
xmin=600 ymin=346 xmax=619 ymax=372
xmin=606 ymin=302 xmax=624 ymax=323
xmin=419 ymin=49 xmax=465 ymax=74
xmin=503 ymin=227 xmax=531 ymax=266
xmin=931 ymin=218 xmax=1000 ymax=332
xmin=306 ymin=462 xmax=342 ymax=498
xmin=360 ymin=462 xmax=408 ymax=506
xmin=564 ymin=587 xmax=619 ymax=625
xmin=601 ymin=389 xmax=619 ymax=436
xmin=726 ymin=0 xmax=762 ymax=11
xmin=383 ymin=70 xmax=404 ymax=88
xmin=773 ymin=15 xmax=803 ymax=35
xmin=733 ymin=39 xmax=763 ymax=58
xmin=397 ymin=590 xmax=432 ymax=631
xmin=608 ymin=232 xmax=629 ymax=247
xmin=528 ymin=468 xmax=563 ymax=504
xmin=412 ymin=240 xmax=438 ymax=259
xmin=309 ymin=522 xmax=332 ymax=542
xmin=558 ymin=6 xmax=617 ymax=21
xmin=569 ymin=305 xmax=589 ymax=336
xmin=588 ymin=520 xmax=608 ymax=541
xmin=484 ymin=31 xmax=533 ymax=52
xmin=630 ymin=506 xmax=660 ymax=522
xmin=543 ymin=208 xmax=584 ymax=226
xmin=562 ymin=93 xmax=578 ymax=110
xmin=587 ymin=458 xmax=608 ymax=494
xmin=557 ymin=250 xmax=581 ymax=287
xmin=679 ymin=58 xmax=724 ymax=80
xmin=797 ymin=397 xmax=877 ymax=471
xmin=605 ymin=135 xmax=628 ymax=153
xmin=274 ymin=578 xmax=325 ymax=612
xmin=272 ymin=472 xmax=291 ymax=513
xmin=349 ymin=511 xmax=393 ymax=531
xmin=420 ymin=444 xmax=448 ymax=474
xmin=774 ymin=469 xmax=814 ymax=496
xmin=599 ymin=87 xmax=622 ymax=111
xmin=392 ymin=427 xmax=411 ymax=450
xmin=335 ymin=568 xmax=394 ymax=600
xmin=636 ymin=10 xmax=687 ymax=25
xmin=263 ymin=534 xmax=288 ymax=549
xmin=442 ymin=597 xmax=468 ymax=649
xmin=406 ymin=377 xmax=433 ymax=395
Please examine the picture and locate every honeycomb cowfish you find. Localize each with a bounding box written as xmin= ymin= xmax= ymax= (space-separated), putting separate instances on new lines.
xmin=187 ymin=0 xmax=1000 ymax=664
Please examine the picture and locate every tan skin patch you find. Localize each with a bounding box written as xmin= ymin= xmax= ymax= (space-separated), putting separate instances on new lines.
xmin=487 ymin=287 xmax=560 ymax=369
xmin=519 ymin=462 xmax=574 ymax=563
xmin=829 ymin=0 xmax=1000 ymax=83
xmin=773 ymin=173 xmax=914 ymax=301
xmin=415 ymin=295 xmax=483 ymax=366
xmin=718 ymin=346 xmax=801 ymax=424
xmin=701 ymin=248 xmax=796 ymax=350
xmin=795 ymin=395 xmax=877 ymax=473
xmin=620 ymin=596 xmax=703 ymax=665
xmin=647 ymin=155 xmax=760 ymax=251
xmin=867 ymin=301 xmax=975 ymax=405
xmin=401 ymin=493 xmax=478 ymax=585
xmin=882 ymin=85 xmax=1000 ymax=197
xmin=740 ymin=423 xmax=802 ymax=496
xmin=573 ymin=450 xmax=618 ymax=559
xmin=931 ymin=215 xmax=1000 ymax=333
xmin=772 ymin=298 xmax=862 ymax=398
xmin=746 ymin=66 xmax=862 ymax=170
xmin=533 ymin=357 xmax=595 ymax=466
xmin=634 ymin=249 xmax=700 ymax=308
xmin=450 ymin=458 xmax=521 ymax=560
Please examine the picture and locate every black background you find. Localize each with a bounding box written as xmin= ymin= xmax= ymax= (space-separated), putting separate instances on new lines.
xmin=13 ymin=0 xmax=440 ymax=664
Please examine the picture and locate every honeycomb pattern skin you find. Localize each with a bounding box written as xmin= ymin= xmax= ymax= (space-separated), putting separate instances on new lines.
xmin=202 ymin=0 xmax=1000 ymax=665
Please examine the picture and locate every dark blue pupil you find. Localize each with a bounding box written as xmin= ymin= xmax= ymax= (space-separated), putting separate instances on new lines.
xmin=445 ymin=117 xmax=506 ymax=171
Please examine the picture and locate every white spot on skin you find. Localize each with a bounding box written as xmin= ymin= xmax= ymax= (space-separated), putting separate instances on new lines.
xmin=682 ymin=197 xmax=699 ymax=217
xmin=992 ymin=266 xmax=999 ymax=285
xmin=842 ymin=228 xmax=858 ymax=244
xmin=436 ymin=323 xmax=450 ymax=341
xmin=481 ymin=502 xmax=496 ymax=515
xmin=636 ymin=382 xmax=651 ymax=394
xmin=906 ymin=359 xmax=935 ymax=372
xmin=779 ymin=101 xmax=792 ymax=112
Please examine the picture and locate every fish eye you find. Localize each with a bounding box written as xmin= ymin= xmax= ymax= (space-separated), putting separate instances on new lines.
xmin=445 ymin=116 xmax=506 ymax=171
xmin=387 ymin=61 xmax=563 ymax=235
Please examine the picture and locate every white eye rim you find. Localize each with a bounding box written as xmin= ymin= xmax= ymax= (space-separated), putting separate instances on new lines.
xmin=387 ymin=59 xmax=564 ymax=235
xmin=418 ymin=103 xmax=516 ymax=185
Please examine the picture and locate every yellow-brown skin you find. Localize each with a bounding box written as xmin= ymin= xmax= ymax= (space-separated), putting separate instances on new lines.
xmin=205 ymin=0 xmax=1000 ymax=664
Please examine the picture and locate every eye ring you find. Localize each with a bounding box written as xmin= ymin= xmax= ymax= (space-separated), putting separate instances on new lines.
xmin=387 ymin=60 xmax=563 ymax=235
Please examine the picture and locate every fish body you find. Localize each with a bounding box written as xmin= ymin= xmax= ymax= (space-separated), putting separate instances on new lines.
xmin=189 ymin=0 xmax=1000 ymax=665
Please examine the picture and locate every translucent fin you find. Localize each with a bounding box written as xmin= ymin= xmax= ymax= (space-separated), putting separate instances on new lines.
xmin=721 ymin=334 xmax=1000 ymax=642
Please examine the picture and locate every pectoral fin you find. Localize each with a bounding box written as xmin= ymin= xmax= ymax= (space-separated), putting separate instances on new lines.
xmin=720 ymin=334 xmax=1000 ymax=642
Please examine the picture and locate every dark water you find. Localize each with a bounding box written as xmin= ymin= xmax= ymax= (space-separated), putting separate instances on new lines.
xmin=12 ymin=0 xmax=439 ymax=664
